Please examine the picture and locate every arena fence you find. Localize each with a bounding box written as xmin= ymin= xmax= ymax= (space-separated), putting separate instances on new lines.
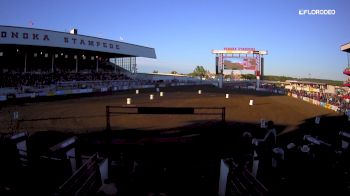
xmin=0 ymin=80 xmax=213 ymax=101
xmin=219 ymin=159 xmax=268 ymax=196
xmin=105 ymin=106 xmax=226 ymax=131
xmin=55 ymin=153 xmax=102 ymax=196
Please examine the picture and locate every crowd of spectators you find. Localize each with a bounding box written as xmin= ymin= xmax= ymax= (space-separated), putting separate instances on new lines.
xmin=0 ymin=71 xmax=130 ymax=89
xmin=260 ymin=83 xmax=285 ymax=91
xmin=287 ymin=89 xmax=350 ymax=112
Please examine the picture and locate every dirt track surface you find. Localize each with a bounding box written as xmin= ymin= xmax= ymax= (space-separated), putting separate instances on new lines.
xmin=0 ymin=86 xmax=340 ymax=134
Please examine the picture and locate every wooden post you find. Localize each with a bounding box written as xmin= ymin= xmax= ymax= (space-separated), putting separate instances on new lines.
xmin=51 ymin=54 xmax=54 ymax=72
xmin=222 ymin=107 xmax=226 ymax=123
xmin=24 ymin=52 xmax=27 ymax=73
xmin=106 ymin=106 xmax=110 ymax=131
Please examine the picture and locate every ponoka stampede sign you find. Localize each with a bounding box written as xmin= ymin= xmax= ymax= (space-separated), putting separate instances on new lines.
xmin=0 ymin=25 xmax=156 ymax=58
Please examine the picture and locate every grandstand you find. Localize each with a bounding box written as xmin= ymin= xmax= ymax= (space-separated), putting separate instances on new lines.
xmin=0 ymin=25 xmax=157 ymax=100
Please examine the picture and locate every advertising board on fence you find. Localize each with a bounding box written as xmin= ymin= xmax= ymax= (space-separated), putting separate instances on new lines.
xmin=101 ymin=87 xmax=108 ymax=92
xmin=331 ymin=105 xmax=339 ymax=112
xmin=47 ymin=91 xmax=56 ymax=96
xmin=303 ymin=97 xmax=309 ymax=102
xmin=55 ymin=90 xmax=65 ymax=95
xmin=312 ymin=100 xmax=320 ymax=106
xmin=289 ymin=94 xmax=338 ymax=112
xmin=80 ymin=89 xmax=93 ymax=93
xmin=15 ymin=93 xmax=36 ymax=98
xmin=0 ymin=96 xmax=7 ymax=101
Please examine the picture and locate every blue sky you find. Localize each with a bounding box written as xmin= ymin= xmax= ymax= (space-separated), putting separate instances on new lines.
xmin=0 ymin=0 xmax=349 ymax=80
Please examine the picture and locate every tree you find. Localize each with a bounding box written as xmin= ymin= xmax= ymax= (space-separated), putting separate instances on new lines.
xmin=191 ymin=66 xmax=206 ymax=78
xmin=241 ymin=74 xmax=256 ymax=80
xmin=170 ymin=71 xmax=178 ymax=74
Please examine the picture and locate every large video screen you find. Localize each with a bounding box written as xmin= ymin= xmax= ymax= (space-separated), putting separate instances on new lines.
xmin=223 ymin=57 xmax=257 ymax=70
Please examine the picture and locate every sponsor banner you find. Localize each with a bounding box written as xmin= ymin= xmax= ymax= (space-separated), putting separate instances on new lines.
xmin=142 ymin=85 xmax=155 ymax=88
xmin=261 ymin=88 xmax=271 ymax=92
xmin=79 ymin=88 xmax=93 ymax=93
xmin=331 ymin=105 xmax=339 ymax=112
xmin=38 ymin=92 xmax=48 ymax=96
xmin=159 ymin=84 xmax=166 ymax=87
xmin=313 ymin=100 xmax=320 ymax=106
xmin=310 ymin=88 xmax=319 ymax=93
xmin=15 ymin=93 xmax=26 ymax=98
xmin=71 ymin=89 xmax=81 ymax=94
xmin=303 ymin=97 xmax=309 ymax=102
xmin=101 ymin=87 xmax=108 ymax=92
xmin=0 ymin=95 xmax=7 ymax=101
xmin=303 ymin=87 xmax=310 ymax=91
xmin=47 ymin=91 xmax=56 ymax=96
xmin=278 ymin=90 xmax=285 ymax=94
xmin=55 ymin=90 xmax=65 ymax=95
xmin=122 ymin=86 xmax=129 ymax=90
xmin=6 ymin=94 xmax=16 ymax=99
xmin=15 ymin=93 xmax=36 ymax=98
xmin=292 ymin=94 xmax=298 ymax=98
xmin=64 ymin=90 xmax=72 ymax=94
xmin=319 ymin=102 xmax=326 ymax=107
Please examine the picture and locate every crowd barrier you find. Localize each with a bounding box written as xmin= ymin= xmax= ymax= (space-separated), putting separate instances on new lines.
xmin=287 ymin=93 xmax=339 ymax=112
xmin=0 ymin=81 xmax=211 ymax=102
xmin=232 ymin=85 xmax=341 ymax=113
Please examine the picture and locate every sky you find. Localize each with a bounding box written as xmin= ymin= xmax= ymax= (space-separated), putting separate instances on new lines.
xmin=0 ymin=0 xmax=350 ymax=80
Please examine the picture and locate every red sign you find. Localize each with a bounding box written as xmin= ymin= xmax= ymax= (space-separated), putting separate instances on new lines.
xmin=224 ymin=47 xmax=255 ymax=51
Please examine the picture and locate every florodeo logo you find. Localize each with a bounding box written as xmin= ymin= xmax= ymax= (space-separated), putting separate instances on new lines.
xmin=298 ymin=9 xmax=336 ymax=15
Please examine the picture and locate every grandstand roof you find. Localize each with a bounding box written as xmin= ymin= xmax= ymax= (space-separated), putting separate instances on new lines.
xmin=147 ymin=72 xmax=190 ymax=77
xmin=341 ymin=42 xmax=350 ymax=53
xmin=0 ymin=25 xmax=156 ymax=58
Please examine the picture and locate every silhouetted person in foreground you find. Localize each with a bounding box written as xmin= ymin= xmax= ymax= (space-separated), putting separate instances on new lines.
xmin=254 ymin=121 xmax=277 ymax=185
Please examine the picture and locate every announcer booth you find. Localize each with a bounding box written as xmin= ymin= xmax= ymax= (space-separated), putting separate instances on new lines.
xmin=0 ymin=25 xmax=156 ymax=74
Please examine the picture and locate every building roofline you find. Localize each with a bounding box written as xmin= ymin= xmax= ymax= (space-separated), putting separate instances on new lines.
xmin=0 ymin=25 xmax=155 ymax=50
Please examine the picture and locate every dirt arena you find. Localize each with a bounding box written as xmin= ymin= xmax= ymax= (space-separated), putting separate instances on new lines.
xmin=0 ymin=85 xmax=340 ymax=134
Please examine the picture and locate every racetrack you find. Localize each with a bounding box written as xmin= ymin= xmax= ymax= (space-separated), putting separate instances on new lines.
xmin=0 ymin=85 xmax=340 ymax=134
